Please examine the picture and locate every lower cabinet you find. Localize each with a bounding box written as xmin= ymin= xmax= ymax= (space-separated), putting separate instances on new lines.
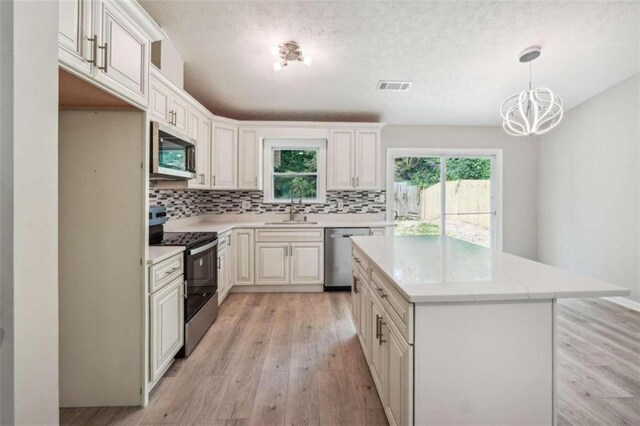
xmin=217 ymin=236 xmax=232 ymax=305
xmin=149 ymin=276 xmax=184 ymax=383
xmin=255 ymin=239 xmax=323 ymax=285
xmin=352 ymin=249 xmax=413 ymax=426
xmin=233 ymin=229 xmax=255 ymax=285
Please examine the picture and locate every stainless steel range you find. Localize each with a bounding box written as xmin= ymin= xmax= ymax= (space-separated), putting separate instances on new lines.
xmin=149 ymin=206 xmax=218 ymax=356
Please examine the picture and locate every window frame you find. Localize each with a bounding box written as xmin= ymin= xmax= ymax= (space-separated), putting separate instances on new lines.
xmin=386 ymin=148 xmax=503 ymax=251
xmin=263 ymin=139 xmax=327 ymax=204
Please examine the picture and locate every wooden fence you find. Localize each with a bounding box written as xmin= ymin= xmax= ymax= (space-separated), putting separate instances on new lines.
xmin=394 ymin=180 xmax=490 ymax=228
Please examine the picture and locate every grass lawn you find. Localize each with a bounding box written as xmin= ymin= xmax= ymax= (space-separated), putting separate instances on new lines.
xmin=394 ymin=220 xmax=439 ymax=237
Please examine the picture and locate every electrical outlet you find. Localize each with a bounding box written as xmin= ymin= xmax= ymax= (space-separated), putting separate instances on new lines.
xmin=337 ymin=201 xmax=344 ymax=209
xmin=242 ymin=200 xmax=251 ymax=210
xmin=378 ymin=194 xmax=386 ymax=203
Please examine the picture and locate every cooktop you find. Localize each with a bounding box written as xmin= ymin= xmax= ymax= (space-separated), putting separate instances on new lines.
xmin=149 ymin=231 xmax=217 ymax=249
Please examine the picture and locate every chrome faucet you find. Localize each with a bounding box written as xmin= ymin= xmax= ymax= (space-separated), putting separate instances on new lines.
xmin=289 ymin=184 xmax=303 ymax=222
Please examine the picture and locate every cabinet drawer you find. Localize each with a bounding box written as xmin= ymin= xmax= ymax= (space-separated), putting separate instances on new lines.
xmin=150 ymin=253 xmax=183 ymax=293
xmin=371 ymin=268 xmax=413 ymax=343
xmin=218 ymin=231 xmax=231 ymax=250
xmin=255 ymin=228 xmax=323 ymax=242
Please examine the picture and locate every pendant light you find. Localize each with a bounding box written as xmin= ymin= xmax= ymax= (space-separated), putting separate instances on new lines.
xmin=501 ymin=46 xmax=563 ymax=136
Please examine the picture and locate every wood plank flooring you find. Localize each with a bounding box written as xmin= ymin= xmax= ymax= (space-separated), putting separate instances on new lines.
xmin=60 ymin=294 xmax=640 ymax=426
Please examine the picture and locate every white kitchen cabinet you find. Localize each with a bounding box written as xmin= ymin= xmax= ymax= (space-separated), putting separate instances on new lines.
xmin=212 ymin=123 xmax=238 ymax=189
xmin=233 ymin=229 xmax=255 ymax=285
xmin=354 ymin=130 xmax=381 ymax=189
xmin=290 ymin=242 xmax=324 ymax=284
xmin=327 ymin=129 xmax=355 ymax=189
xmin=369 ymin=299 xmax=387 ymax=405
xmin=59 ymin=0 xmax=93 ymax=76
xmin=217 ymin=234 xmax=232 ymax=305
xmin=170 ymin=95 xmax=189 ymax=135
xmin=93 ymin=0 xmax=150 ymax=106
xmin=238 ymin=128 xmax=260 ymax=189
xmin=385 ymin=320 xmax=412 ymax=426
xmin=149 ymin=277 xmax=184 ymax=383
xmin=255 ymin=242 xmax=289 ymax=285
xmin=149 ymin=76 xmax=170 ymax=123
xmin=327 ymin=128 xmax=381 ymax=190
xmin=58 ymin=0 xmax=162 ymax=108
xmin=187 ymin=109 xmax=211 ymax=189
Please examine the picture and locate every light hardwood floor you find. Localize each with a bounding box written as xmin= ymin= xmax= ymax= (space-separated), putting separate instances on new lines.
xmin=60 ymin=294 xmax=640 ymax=426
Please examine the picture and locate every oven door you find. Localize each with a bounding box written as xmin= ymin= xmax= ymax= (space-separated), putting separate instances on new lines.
xmin=150 ymin=121 xmax=196 ymax=180
xmin=184 ymin=239 xmax=218 ymax=321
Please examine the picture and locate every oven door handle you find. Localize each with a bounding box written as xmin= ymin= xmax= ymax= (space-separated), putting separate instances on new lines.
xmin=187 ymin=239 xmax=218 ymax=256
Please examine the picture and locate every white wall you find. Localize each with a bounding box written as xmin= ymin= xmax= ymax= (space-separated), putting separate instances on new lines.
xmin=537 ymin=74 xmax=640 ymax=301
xmin=1 ymin=1 xmax=60 ymax=424
xmin=382 ymin=126 xmax=538 ymax=259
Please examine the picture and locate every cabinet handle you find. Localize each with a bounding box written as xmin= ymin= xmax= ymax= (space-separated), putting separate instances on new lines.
xmin=356 ymin=176 xmax=359 ymax=187
xmin=375 ymin=314 xmax=381 ymax=339
xmin=173 ymin=111 xmax=177 ymax=126
xmin=377 ymin=287 xmax=388 ymax=298
xmin=212 ymin=175 xmax=216 ymax=186
xmin=284 ymin=245 xmax=288 ymax=257
xmin=254 ymin=176 xmax=258 ymax=187
xmin=217 ymin=257 xmax=221 ymax=269
xmin=353 ymin=275 xmax=359 ymax=294
xmin=378 ymin=316 xmax=387 ymax=345
xmin=86 ymin=35 xmax=97 ymax=64
xmin=183 ymin=280 xmax=188 ymax=299
xmin=97 ymin=42 xmax=108 ymax=72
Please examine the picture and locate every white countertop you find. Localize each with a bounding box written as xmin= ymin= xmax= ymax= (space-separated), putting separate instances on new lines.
xmin=147 ymin=245 xmax=185 ymax=265
xmin=167 ymin=220 xmax=394 ymax=234
xmin=351 ymin=235 xmax=630 ymax=303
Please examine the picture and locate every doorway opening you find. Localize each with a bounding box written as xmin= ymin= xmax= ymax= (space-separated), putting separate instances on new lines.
xmin=387 ymin=149 xmax=502 ymax=249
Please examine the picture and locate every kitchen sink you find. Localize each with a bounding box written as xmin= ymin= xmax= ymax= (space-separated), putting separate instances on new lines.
xmin=264 ymin=221 xmax=319 ymax=225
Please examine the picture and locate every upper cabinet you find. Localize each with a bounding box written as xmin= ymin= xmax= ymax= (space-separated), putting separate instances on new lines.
xmin=327 ymin=128 xmax=381 ymax=190
xmin=58 ymin=0 xmax=163 ymax=108
xmin=238 ymin=128 xmax=261 ymax=190
xmin=211 ymin=123 xmax=239 ymax=189
xmin=187 ymin=109 xmax=212 ymax=189
xmin=149 ymin=68 xmax=190 ymax=135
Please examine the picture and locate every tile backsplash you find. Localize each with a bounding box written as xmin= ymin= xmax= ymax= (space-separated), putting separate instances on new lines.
xmin=149 ymin=188 xmax=386 ymax=221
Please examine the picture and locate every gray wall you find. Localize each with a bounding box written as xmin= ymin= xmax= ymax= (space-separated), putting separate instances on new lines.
xmin=1 ymin=1 xmax=59 ymax=423
xmin=382 ymin=126 xmax=538 ymax=259
xmin=537 ymin=74 xmax=639 ymax=301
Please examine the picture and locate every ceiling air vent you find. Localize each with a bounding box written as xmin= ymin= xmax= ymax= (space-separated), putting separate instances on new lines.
xmin=377 ymin=80 xmax=412 ymax=92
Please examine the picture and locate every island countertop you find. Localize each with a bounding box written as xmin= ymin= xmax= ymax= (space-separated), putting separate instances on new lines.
xmin=350 ymin=235 xmax=630 ymax=303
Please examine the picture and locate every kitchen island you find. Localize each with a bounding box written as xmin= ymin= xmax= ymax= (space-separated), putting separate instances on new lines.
xmin=349 ymin=235 xmax=629 ymax=426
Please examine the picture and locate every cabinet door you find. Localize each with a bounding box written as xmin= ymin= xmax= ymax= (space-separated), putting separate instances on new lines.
xmin=355 ymin=130 xmax=381 ymax=189
xmin=170 ymin=95 xmax=189 ymax=135
xmin=212 ymin=124 xmax=238 ymax=189
xmin=95 ymin=0 xmax=149 ymax=106
xmin=233 ymin=229 xmax=255 ymax=285
xmin=359 ymin=284 xmax=371 ymax=362
xmin=290 ymin=242 xmax=323 ymax=284
xmin=327 ymin=129 xmax=355 ymax=190
xmin=351 ymin=274 xmax=361 ymax=329
xmin=59 ymin=0 xmax=93 ymax=76
xmin=149 ymin=77 xmax=170 ymax=124
xmin=255 ymin=242 xmax=289 ymax=285
xmin=238 ymin=128 xmax=260 ymax=189
xmin=370 ymin=301 xmax=387 ymax=405
xmin=385 ymin=323 xmax=411 ymax=426
xmin=187 ymin=111 xmax=211 ymax=188
xmin=150 ymin=278 xmax=184 ymax=382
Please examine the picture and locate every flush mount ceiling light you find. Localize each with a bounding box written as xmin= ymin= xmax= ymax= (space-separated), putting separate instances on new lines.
xmin=500 ymin=46 xmax=563 ymax=136
xmin=271 ymin=41 xmax=312 ymax=71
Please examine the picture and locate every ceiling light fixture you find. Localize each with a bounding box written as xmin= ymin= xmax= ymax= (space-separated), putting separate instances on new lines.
xmin=271 ymin=41 xmax=312 ymax=71
xmin=500 ymin=46 xmax=563 ymax=136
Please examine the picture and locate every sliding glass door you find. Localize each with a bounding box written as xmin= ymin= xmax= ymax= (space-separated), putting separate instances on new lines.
xmin=389 ymin=150 xmax=500 ymax=248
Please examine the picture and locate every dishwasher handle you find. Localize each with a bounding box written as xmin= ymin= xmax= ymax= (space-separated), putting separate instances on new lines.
xmin=330 ymin=232 xmax=368 ymax=239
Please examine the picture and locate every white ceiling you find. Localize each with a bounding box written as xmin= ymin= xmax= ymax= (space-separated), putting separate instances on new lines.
xmin=140 ymin=0 xmax=640 ymax=125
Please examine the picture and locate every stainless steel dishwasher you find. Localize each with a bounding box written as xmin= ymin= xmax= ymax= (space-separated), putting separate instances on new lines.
xmin=324 ymin=228 xmax=371 ymax=290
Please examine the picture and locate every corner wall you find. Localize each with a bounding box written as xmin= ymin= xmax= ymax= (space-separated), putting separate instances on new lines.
xmin=1 ymin=0 xmax=60 ymax=423
xmin=382 ymin=126 xmax=538 ymax=259
xmin=537 ymin=74 xmax=640 ymax=301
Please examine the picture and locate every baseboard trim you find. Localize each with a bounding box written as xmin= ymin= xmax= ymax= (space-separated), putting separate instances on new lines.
xmin=604 ymin=296 xmax=640 ymax=313
xmin=230 ymin=284 xmax=323 ymax=293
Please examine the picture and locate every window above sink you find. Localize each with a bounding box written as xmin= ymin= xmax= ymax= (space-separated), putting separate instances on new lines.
xmin=263 ymin=139 xmax=327 ymax=204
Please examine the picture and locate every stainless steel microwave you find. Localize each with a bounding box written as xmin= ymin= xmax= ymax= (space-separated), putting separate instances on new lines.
xmin=150 ymin=121 xmax=196 ymax=180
